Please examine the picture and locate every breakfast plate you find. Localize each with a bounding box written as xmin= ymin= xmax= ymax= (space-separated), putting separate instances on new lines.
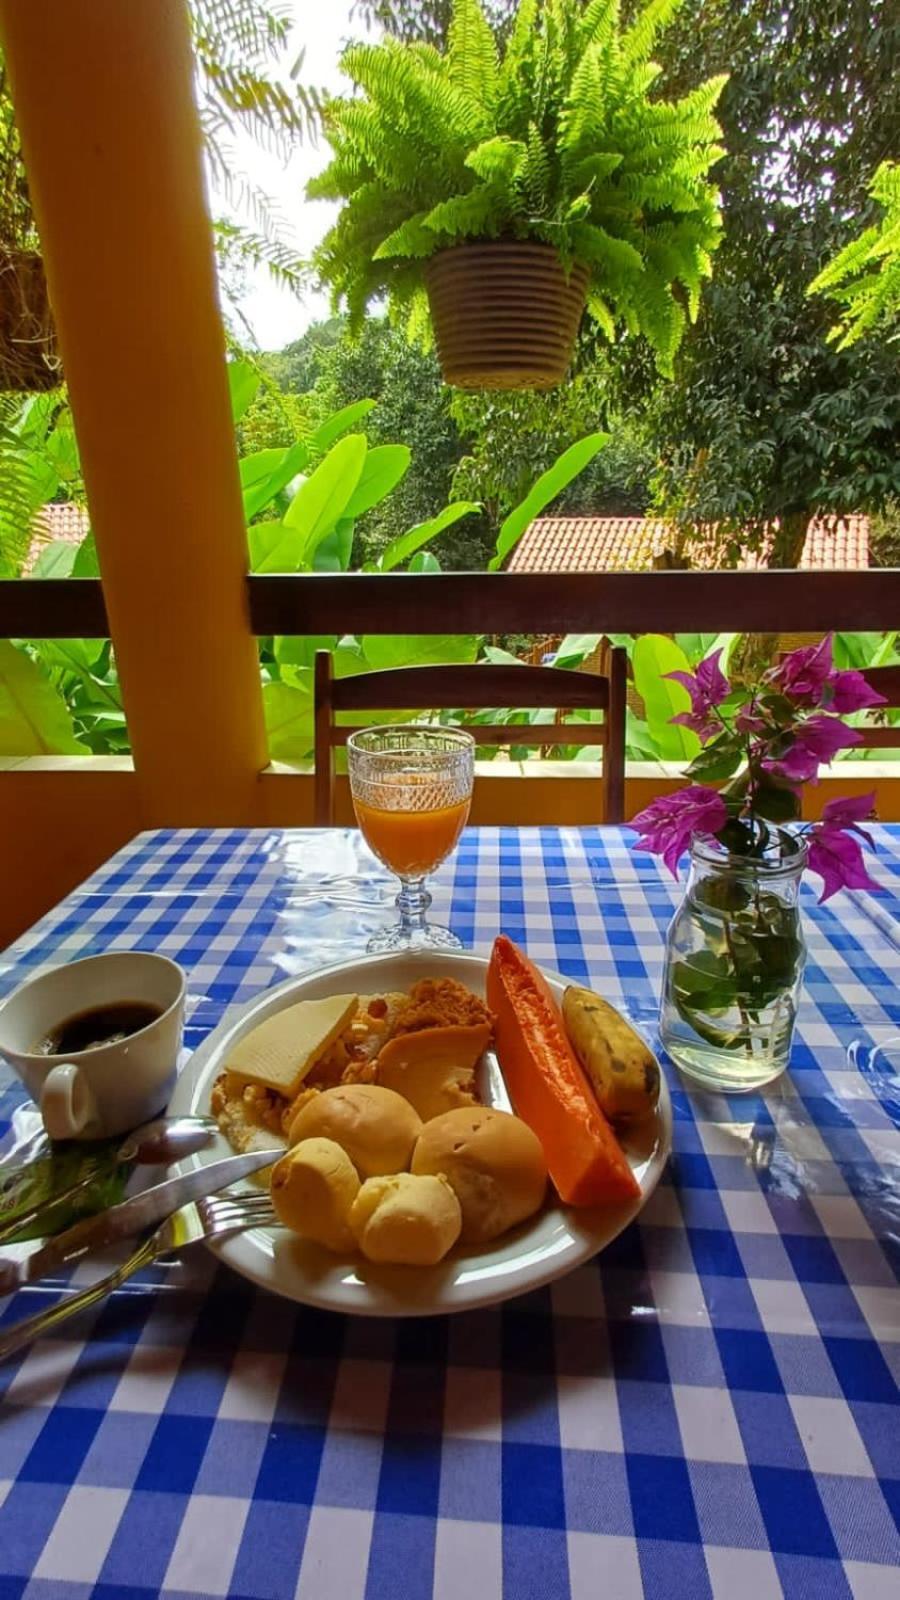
xmin=169 ymin=950 xmax=672 ymax=1315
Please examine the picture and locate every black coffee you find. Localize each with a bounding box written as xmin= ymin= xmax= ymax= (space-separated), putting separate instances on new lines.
xmin=32 ymin=1000 xmax=162 ymax=1056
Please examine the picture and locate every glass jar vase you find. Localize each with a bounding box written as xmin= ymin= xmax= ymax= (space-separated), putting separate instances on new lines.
xmin=659 ymin=829 xmax=808 ymax=1092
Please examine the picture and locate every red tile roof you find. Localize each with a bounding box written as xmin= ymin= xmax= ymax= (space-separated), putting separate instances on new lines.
xmin=23 ymin=502 xmax=91 ymax=579
xmin=507 ymin=514 xmax=870 ymax=573
xmin=24 ymin=502 xmax=90 ymax=573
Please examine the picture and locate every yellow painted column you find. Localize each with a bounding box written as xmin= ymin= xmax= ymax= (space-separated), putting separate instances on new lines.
xmin=0 ymin=0 xmax=267 ymax=823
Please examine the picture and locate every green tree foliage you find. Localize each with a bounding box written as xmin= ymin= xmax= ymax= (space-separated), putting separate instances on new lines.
xmin=310 ymin=0 xmax=727 ymax=374
xmin=263 ymin=312 xmax=651 ymax=561
xmin=354 ymin=0 xmax=517 ymax=46
xmin=265 ymin=318 xmax=345 ymax=394
xmin=452 ymin=366 xmax=653 ymax=523
xmin=606 ymin=0 xmax=900 ymax=564
xmin=0 ymin=54 xmax=33 ymax=251
xmin=1 ymin=356 xmax=619 ymax=762
xmin=235 ymin=361 xmax=313 ymax=455
xmin=305 ymin=317 xmax=492 ymax=567
xmin=809 ymin=162 xmax=900 ymax=351
xmin=869 ymin=501 xmax=900 ymax=570
xmin=0 ymin=392 xmax=81 ymax=576
xmin=488 ymin=429 xmax=609 ymax=568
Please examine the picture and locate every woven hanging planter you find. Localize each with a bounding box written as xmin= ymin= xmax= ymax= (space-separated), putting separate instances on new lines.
xmin=423 ymin=241 xmax=589 ymax=392
xmin=0 ymin=248 xmax=60 ymax=391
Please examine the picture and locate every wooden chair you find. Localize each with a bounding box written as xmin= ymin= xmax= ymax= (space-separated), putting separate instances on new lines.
xmin=859 ymin=666 xmax=900 ymax=752
xmin=313 ymin=648 xmax=628 ymax=827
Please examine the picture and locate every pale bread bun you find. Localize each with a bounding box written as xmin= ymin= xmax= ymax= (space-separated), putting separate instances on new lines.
xmin=270 ymin=1137 xmax=360 ymax=1251
xmin=287 ymin=1084 xmax=422 ymax=1177
xmin=349 ymin=1172 xmax=462 ymax=1265
xmin=411 ymin=1106 xmax=547 ymax=1244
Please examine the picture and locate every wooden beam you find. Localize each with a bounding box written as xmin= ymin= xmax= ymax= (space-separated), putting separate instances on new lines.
xmin=5 ymin=570 xmax=899 ymax=647
xmin=328 ymin=661 xmax=610 ymax=709
xmin=248 ymin=569 xmax=900 ymax=637
xmin=328 ymin=724 xmax=608 ymax=745
xmin=0 ymin=0 xmax=267 ymax=823
xmin=0 ymin=579 xmax=107 ymax=637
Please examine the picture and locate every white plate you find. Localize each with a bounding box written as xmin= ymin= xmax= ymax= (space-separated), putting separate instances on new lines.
xmin=170 ymin=950 xmax=671 ymax=1316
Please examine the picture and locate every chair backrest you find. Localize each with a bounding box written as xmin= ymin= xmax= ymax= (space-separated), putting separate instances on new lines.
xmin=858 ymin=665 xmax=900 ymax=749
xmin=313 ymin=648 xmax=628 ymax=827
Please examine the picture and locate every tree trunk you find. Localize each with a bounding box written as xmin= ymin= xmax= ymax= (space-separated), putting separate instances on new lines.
xmin=729 ymin=511 xmax=816 ymax=681
xmin=768 ymin=510 xmax=811 ymax=568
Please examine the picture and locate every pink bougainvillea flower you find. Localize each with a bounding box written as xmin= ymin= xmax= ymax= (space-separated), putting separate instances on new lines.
xmin=671 ymin=708 xmax=721 ymax=742
xmin=634 ymin=636 xmax=883 ymax=910
xmin=766 ymin=635 xmax=835 ymax=707
xmin=667 ymin=649 xmax=730 ymax=743
xmin=763 ymin=715 xmax=862 ymax=784
xmin=807 ymin=825 xmax=881 ymax=902
xmin=672 ymin=648 xmax=730 ymax=707
xmin=735 ymin=704 xmax=766 ymax=735
xmin=631 ymin=785 xmax=729 ymax=877
xmin=767 ymin=635 xmax=886 ymax=716
xmin=825 ymin=670 xmax=887 ymax=715
xmin=818 ymin=790 xmax=877 ymax=848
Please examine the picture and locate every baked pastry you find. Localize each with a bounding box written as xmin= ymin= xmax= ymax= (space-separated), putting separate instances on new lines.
xmin=270 ymin=1137 xmax=360 ymax=1251
xmin=349 ymin=1172 xmax=462 ymax=1265
xmin=411 ymin=1106 xmax=547 ymax=1244
xmin=287 ymin=1084 xmax=422 ymax=1177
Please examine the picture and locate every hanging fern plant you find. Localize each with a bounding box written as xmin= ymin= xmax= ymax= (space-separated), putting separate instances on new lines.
xmin=309 ymin=0 xmax=727 ymax=385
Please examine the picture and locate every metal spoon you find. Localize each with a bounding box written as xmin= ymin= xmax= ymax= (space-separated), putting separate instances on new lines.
xmin=115 ymin=1113 xmax=218 ymax=1167
xmin=0 ymin=1114 xmax=218 ymax=1245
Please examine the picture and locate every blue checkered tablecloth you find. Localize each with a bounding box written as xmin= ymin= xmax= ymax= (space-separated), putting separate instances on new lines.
xmin=0 ymin=824 xmax=898 ymax=1600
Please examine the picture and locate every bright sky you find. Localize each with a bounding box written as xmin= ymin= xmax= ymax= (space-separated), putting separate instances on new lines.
xmin=208 ymin=0 xmax=371 ymax=351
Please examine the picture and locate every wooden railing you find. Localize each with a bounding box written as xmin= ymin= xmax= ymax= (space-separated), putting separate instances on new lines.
xmin=2 ymin=567 xmax=899 ymax=640
xmin=2 ymin=567 xmax=899 ymax=950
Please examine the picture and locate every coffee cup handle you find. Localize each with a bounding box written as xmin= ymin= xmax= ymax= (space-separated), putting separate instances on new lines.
xmin=40 ymin=1064 xmax=102 ymax=1141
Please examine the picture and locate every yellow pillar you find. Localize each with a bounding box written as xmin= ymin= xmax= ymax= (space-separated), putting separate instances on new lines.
xmin=0 ymin=0 xmax=267 ymax=823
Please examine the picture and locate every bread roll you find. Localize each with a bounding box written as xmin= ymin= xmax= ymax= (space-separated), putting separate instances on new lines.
xmin=270 ymin=1137 xmax=359 ymax=1251
xmin=411 ymin=1106 xmax=547 ymax=1244
xmin=287 ymin=1084 xmax=422 ymax=1177
xmin=349 ymin=1172 xmax=462 ymax=1265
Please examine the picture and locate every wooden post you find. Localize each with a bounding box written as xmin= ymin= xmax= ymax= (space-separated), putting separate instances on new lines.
xmin=0 ymin=0 xmax=267 ymax=823
xmin=313 ymin=650 xmax=336 ymax=826
xmin=605 ymin=646 xmax=627 ymax=823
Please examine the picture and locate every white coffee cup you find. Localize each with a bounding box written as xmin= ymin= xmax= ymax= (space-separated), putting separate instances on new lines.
xmin=0 ymin=952 xmax=186 ymax=1140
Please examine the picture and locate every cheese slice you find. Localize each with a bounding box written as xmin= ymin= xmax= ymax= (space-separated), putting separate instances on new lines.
xmin=226 ymin=994 xmax=359 ymax=1099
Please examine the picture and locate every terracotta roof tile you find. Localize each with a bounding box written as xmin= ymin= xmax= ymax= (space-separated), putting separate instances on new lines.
xmin=24 ymin=502 xmax=91 ymax=574
xmin=507 ymin=514 xmax=870 ymax=573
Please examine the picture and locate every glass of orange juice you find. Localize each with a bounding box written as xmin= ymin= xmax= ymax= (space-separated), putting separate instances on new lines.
xmin=348 ymin=726 xmax=475 ymax=952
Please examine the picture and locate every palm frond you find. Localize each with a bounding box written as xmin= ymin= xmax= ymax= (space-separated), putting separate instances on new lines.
xmin=190 ymin=0 xmax=321 ymax=304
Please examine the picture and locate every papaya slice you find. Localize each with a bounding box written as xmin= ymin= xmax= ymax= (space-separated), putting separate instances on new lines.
xmin=487 ymin=935 xmax=641 ymax=1206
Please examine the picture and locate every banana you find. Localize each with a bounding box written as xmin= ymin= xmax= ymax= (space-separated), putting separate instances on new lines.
xmin=562 ymin=986 xmax=660 ymax=1125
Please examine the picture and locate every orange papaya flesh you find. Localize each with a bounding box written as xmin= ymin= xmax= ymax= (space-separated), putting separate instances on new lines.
xmin=487 ymin=934 xmax=641 ymax=1206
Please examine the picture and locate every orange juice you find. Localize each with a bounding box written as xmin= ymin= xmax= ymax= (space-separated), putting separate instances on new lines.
xmin=354 ymin=795 xmax=470 ymax=877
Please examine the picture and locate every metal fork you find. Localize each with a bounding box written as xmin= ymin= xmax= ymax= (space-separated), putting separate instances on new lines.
xmin=0 ymin=1191 xmax=276 ymax=1362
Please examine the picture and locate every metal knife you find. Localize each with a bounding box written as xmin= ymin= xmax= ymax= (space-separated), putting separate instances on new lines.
xmin=0 ymin=1148 xmax=280 ymax=1296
